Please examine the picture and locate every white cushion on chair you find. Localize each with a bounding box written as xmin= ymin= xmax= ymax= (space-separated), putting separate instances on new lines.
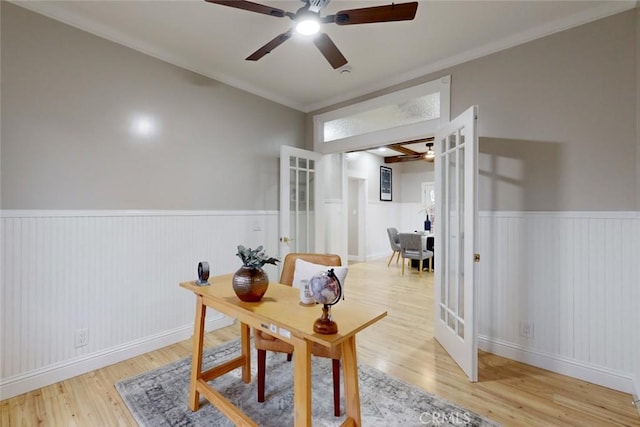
xmin=292 ymin=258 xmax=348 ymax=290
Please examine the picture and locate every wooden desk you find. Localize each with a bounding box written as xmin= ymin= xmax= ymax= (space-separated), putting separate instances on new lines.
xmin=180 ymin=274 xmax=387 ymax=426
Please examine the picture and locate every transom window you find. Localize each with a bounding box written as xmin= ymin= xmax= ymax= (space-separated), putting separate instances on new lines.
xmin=314 ymin=76 xmax=450 ymax=154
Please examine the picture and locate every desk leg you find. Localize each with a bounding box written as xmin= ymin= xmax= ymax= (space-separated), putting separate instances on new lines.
xmin=342 ymin=335 xmax=361 ymax=426
xmin=188 ymin=295 xmax=206 ymax=411
xmin=240 ymin=322 xmax=251 ymax=383
xmin=292 ymin=336 xmax=312 ymax=427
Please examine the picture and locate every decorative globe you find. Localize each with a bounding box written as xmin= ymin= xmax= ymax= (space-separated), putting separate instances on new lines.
xmin=309 ymin=269 xmax=342 ymax=306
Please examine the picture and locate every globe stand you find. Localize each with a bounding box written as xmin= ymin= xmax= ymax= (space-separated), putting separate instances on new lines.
xmin=313 ymin=304 xmax=338 ymax=334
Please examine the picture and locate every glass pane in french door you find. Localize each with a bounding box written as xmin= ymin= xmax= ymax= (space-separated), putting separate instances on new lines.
xmin=447 ymin=134 xmax=458 ymax=323
xmin=287 ymin=154 xmax=317 ymax=253
xmin=439 ymin=136 xmax=448 ymax=324
xmin=308 ymin=168 xmax=315 ymax=250
xmin=297 ymin=168 xmax=308 ymax=252
xmin=458 ymin=136 xmax=466 ymax=338
xmin=289 ymin=161 xmax=297 ymax=251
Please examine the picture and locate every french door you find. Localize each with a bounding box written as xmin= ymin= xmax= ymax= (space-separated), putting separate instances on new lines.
xmin=434 ymin=106 xmax=479 ymax=382
xmin=279 ymin=146 xmax=324 ymax=261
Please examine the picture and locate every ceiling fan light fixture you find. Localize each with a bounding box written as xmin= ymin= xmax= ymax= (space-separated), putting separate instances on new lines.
xmin=206 ymin=0 xmax=419 ymax=67
xmin=424 ymin=142 xmax=435 ymax=162
xmin=296 ymin=18 xmax=320 ymax=35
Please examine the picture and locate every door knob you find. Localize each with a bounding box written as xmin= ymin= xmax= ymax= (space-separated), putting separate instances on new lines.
xmin=280 ymin=236 xmax=294 ymax=243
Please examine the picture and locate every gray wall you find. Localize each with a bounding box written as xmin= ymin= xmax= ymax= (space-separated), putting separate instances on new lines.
xmin=397 ymin=161 xmax=434 ymax=204
xmin=345 ymin=154 xmax=434 ymax=205
xmin=3 ymin=4 xmax=637 ymax=212
xmin=1 ymin=3 xmax=306 ymax=210
xmin=312 ymin=9 xmax=639 ymax=212
xmin=637 ymin=7 xmax=640 ymax=213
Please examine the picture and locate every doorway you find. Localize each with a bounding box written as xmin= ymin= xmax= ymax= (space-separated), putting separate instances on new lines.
xmin=347 ymin=176 xmax=366 ymax=262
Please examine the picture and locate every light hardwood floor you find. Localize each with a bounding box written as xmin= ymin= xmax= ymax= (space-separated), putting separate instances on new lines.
xmin=2 ymin=257 xmax=639 ymax=426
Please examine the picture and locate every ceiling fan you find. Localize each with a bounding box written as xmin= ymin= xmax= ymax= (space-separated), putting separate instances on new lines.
xmin=205 ymin=0 xmax=418 ymax=69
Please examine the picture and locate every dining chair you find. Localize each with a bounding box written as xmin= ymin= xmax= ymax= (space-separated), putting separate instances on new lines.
xmin=386 ymin=227 xmax=402 ymax=267
xmin=398 ymin=232 xmax=434 ymax=276
xmin=254 ymin=252 xmax=343 ymax=416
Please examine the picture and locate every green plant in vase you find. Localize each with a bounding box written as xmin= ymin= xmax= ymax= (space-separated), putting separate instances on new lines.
xmin=232 ymin=245 xmax=279 ymax=302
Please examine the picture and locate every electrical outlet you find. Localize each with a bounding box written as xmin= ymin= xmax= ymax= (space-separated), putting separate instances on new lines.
xmin=75 ymin=328 xmax=89 ymax=348
xmin=519 ymin=321 xmax=534 ymax=339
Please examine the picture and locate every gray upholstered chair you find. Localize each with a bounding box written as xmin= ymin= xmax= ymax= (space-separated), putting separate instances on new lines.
xmin=398 ymin=232 xmax=433 ymax=276
xmin=386 ymin=227 xmax=402 ymax=266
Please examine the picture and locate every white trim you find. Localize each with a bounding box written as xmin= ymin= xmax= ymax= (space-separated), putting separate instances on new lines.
xmin=478 ymin=336 xmax=636 ymax=394
xmin=0 ymin=316 xmax=234 ymax=400
xmin=12 ymin=1 xmax=635 ymax=113
xmin=0 ymin=209 xmax=279 ymax=219
xmin=313 ymin=77 xmax=450 ymax=154
xmin=307 ymin=1 xmax=637 ymax=113
xmin=347 ymin=171 xmax=368 ymax=263
xmin=479 ymin=210 xmax=640 ymax=219
xmin=9 ymin=1 xmax=305 ymax=112
xmin=634 ymin=376 xmax=640 ymax=415
xmin=368 ymin=250 xmax=390 ymax=261
xmin=340 ymin=154 xmax=349 ymax=264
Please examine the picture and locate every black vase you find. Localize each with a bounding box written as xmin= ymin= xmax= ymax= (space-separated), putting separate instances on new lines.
xmin=232 ymin=266 xmax=269 ymax=302
xmin=424 ymin=218 xmax=431 ymax=231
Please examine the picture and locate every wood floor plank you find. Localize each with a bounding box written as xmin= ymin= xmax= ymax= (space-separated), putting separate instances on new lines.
xmin=0 ymin=258 xmax=638 ymax=426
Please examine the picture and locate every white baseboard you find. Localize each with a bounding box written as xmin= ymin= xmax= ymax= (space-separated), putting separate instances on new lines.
xmin=0 ymin=315 xmax=234 ymax=400
xmin=368 ymin=251 xmax=391 ymax=261
xmin=478 ymin=336 xmax=635 ymax=394
xmin=633 ymin=375 xmax=640 ymax=416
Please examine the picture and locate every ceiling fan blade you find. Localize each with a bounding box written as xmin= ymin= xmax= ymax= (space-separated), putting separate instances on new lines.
xmin=313 ymin=33 xmax=348 ymax=69
xmin=205 ymin=0 xmax=289 ymax=18
xmin=246 ymin=30 xmax=293 ymax=61
xmin=333 ymin=2 xmax=418 ymax=25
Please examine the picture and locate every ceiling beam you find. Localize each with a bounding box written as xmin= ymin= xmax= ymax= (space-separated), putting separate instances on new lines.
xmin=387 ymin=143 xmax=419 ymax=156
xmin=383 ymin=136 xmax=434 ymax=163
xmin=384 ymin=154 xmax=425 ymax=163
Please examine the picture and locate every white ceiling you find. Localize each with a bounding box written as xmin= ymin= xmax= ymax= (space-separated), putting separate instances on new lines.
xmin=13 ymin=0 xmax=635 ymax=113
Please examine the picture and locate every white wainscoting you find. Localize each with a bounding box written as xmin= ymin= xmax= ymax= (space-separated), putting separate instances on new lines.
xmin=365 ymin=201 xmax=402 ymax=260
xmin=477 ymin=211 xmax=640 ymax=394
xmin=0 ymin=210 xmax=279 ymax=399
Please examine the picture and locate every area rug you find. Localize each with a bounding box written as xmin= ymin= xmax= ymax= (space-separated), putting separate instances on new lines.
xmin=115 ymin=339 xmax=499 ymax=426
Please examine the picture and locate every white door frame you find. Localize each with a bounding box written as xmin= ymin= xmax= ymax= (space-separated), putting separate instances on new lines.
xmin=347 ymin=170 xmax=368 ymax=262
xmin=311 ymin=75 xmax=450 ymax=268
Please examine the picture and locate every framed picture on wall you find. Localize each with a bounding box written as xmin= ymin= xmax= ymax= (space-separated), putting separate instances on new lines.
xmin=380 ymin=166 xmax=392 ymax=201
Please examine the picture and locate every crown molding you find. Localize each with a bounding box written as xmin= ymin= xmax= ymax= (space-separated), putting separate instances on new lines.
xmin=10 ymin=0 xmax=637 ymax=114
xmin=9 ymin=0 xmax=306 ymax=112
xmin=303 ymin=0 xmax=637 ymax=112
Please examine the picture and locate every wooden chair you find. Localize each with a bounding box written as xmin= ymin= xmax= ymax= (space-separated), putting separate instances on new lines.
xmin=398 ymin=233 xmax=433 ymax=276
xmin=386 ymin=227 xmax=401 ymax=266
xmin=254 ymin=253 xmax=343 ymax=416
